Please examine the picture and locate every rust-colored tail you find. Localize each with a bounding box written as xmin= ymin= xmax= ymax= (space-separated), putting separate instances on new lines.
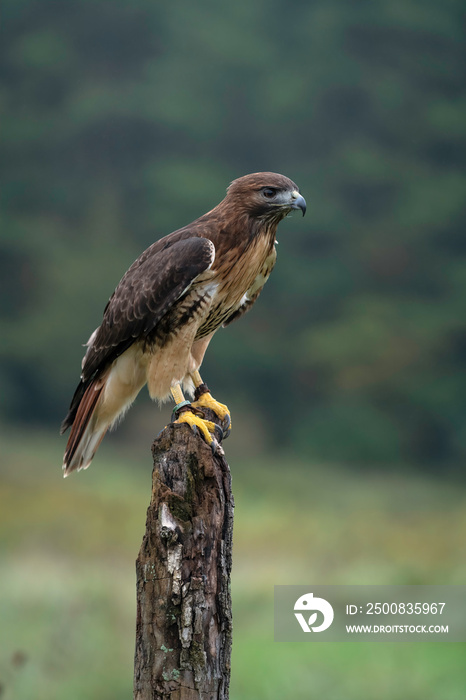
xmin=61 ymin=378 xmax=107 ymax=477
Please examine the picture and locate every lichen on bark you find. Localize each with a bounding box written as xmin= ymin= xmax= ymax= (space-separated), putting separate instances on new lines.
xmin=134 ymin=419 xmax=234 ymax=700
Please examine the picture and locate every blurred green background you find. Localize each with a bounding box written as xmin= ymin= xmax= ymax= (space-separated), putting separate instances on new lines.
xmin=1 ymin=0 xmax=465 ymax=697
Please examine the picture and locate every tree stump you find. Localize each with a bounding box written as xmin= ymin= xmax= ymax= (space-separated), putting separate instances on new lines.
xmin=134 ymin=416 xmax=234 ymax=700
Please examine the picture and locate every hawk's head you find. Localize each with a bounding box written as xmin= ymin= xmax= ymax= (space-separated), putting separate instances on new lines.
xmin=225 ymin=172 xmax=306 ymax=221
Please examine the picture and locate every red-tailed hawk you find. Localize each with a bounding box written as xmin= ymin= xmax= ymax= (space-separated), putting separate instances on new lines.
xmin=61 ymin=172 xmax=306 ymax=475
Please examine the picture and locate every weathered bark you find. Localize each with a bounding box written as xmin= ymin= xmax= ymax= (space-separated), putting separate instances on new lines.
xmin=134 ymin=417 xmax=234 ymax=700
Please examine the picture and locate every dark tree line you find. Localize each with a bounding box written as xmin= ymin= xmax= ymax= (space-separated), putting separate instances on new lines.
xmin=1 ymin=0 xmax=465 ymax=468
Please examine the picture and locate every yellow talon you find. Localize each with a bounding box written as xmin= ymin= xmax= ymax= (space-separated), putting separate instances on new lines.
xmin=192 ymin=392 xmax=231 ymax=425
xmin=169 ymin=381 xmax=226 ymax=452
xmin=174 ymin=410 xmax=217 ymax=446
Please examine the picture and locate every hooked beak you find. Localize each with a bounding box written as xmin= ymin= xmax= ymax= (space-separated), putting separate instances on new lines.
xmin=291 ymin=192 xmax=306 ymax=216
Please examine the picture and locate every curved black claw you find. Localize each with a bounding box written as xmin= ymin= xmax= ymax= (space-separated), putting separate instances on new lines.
xmin=212 ymin=423 xmax=224 ymax=443
xmin=221 ymin=413 xmax=231 ymax=440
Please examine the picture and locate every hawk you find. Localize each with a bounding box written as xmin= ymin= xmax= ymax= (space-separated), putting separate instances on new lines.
xmin=61 ymin=172 xmax=306 ymax=475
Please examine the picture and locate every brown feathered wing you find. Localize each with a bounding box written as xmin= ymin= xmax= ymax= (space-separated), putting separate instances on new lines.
xmin=61 ymin=236 xmax=215 ymax=475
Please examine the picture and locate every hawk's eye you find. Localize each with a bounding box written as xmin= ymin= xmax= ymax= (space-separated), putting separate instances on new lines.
xmin=262 ymin=187 xmax=277 ymax=199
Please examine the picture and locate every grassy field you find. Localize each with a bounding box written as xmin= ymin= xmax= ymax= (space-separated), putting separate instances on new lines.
xmin=0 ymin=426 xmax=465 ymax=699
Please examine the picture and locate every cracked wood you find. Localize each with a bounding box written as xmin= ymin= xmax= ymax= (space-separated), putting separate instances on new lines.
xmin=134 ymin=416 xmax=234 ymax=700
